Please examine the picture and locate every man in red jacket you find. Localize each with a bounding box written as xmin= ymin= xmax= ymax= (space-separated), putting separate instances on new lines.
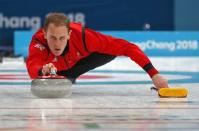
xmin=26 ymin=12 xmax=168 ymax=89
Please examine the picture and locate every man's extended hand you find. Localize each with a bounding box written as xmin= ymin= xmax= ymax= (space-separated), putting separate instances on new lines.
xmin=152 ymin=74 xmax=169 ymax=89
xmin=42 ymin=63 xmax=57 ymax=75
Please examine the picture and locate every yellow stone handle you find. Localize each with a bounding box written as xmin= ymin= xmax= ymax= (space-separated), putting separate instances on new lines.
xmin=158 ymin=88 xmax=188 ymax=98
xmin=151 ymin=87 xmax=188 ymax=98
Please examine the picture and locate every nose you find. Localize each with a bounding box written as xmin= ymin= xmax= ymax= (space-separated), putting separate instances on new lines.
xmin=54 ymin=40 xmax=62 ymax=47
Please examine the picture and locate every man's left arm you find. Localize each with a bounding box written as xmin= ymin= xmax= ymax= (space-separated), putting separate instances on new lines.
xmin=84 ymin=28 xmax=169 ymax=88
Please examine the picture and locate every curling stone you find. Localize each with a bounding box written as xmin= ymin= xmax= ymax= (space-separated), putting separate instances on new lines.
xmin=31 ymin=70 xmax=72 ymax=98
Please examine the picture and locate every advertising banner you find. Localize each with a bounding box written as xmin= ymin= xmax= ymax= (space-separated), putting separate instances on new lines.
xmin=15 ymin=31 xmax=199 ymax=57
xmin=0 ymin=0 xmax=173 ymax=52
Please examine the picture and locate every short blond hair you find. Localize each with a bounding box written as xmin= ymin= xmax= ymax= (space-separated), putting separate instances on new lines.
xmin=44 ymin=12 xmax=70 ymax=31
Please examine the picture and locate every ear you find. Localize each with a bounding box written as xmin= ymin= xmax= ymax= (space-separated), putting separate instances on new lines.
xmin=43 ymin=29 xmax=47 ymax=39
xmin=67 ymin=30 xmax=72 ymax=40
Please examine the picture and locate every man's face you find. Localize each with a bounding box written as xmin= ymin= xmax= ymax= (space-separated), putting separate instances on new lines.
xmin=44 ymin=23 xmax=71 ymax=56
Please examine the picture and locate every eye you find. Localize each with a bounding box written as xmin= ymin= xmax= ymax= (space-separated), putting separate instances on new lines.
xmin=50 ymin=36 xmax=56 ymax=41
xmin=60 ymin=36 xmax=66 ymax=41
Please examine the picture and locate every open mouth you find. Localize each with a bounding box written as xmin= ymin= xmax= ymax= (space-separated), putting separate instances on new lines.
xmin=55 ymin=48 xmax=61 ymax=51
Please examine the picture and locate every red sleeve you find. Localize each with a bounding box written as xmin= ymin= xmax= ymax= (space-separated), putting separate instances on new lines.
xmin=26 ymin=38 xmax=48 ymax=79
xmin=84 ymin=28 xmax=159 ymax=78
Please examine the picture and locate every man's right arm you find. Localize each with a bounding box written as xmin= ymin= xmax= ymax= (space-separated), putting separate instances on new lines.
xmin=26 ymin=39 xmax=48 ymax=79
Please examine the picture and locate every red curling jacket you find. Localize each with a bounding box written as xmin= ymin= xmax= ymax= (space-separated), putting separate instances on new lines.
xmin=26 ymin=22 xmax=159 ymax=79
